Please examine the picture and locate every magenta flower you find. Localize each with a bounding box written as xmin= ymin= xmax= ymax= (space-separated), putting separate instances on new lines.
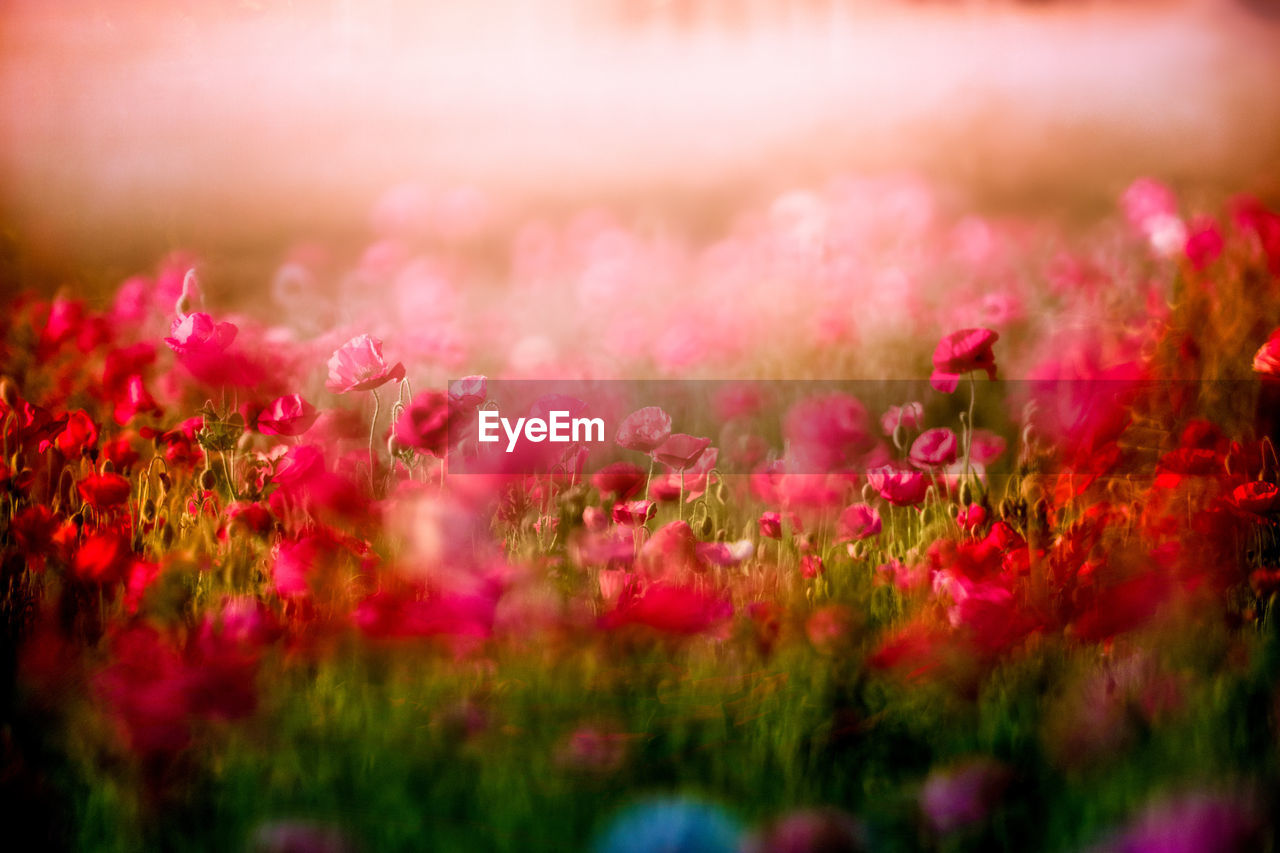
xmin=1252 ymin=329 xmax=1280 ymax=377
xmin=654 ymin=434 xmax=712 ymax=471
xmin=326 ymin=334 xmax=406 ymax=393
xmin=393 ymin=391 xmax=452 ymax=457
xmin=783 ymin=393 xmax=871 ymax=470
xmin=881 ymin=402 xmax=924 ymax=436
xmin=448 ymin=375 xmax=488 ymax=408
xmin=759 ymin=511 xmax=783 ymax=540
xmin=920 ymin=758 xmax=1010 ymax=835
xmin=257 ymin=394 xmax=319 ymax=437
xmin=838 ymin=502 xmax=882 ymax=541
xmin=163 ymin=312 xmax=237 ymax=357
xmin=930 ymin=328 xmax=999 ymax=393
xmin=868 ymin=466 xmax=929 ymax=506
xmin=612 ymin=500 xmax=656 ymax=526
xmin=591 ymin=462 xmax=648 ymax=499
xmin=909 ymin=428 xmax=958 ymax=469
xmin=969 ymin=430 xmax=1007 ymax=465
xmin=615 ymin=406 xmax=673 ymax=453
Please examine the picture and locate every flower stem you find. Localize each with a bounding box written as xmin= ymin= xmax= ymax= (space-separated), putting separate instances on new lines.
xmin=369 ymin=389 xmax=381 ymax=495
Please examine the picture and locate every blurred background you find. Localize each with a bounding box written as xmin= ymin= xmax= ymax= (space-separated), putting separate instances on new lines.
xmin=2 ymin=0 xmax=1279 ymax=294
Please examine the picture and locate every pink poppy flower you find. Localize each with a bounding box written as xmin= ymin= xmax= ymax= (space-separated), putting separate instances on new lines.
xmin=909 ymin=428 xmax=958 ymax=469
xmin=326 ymin=334 xmax=406 ymax=393
xmin=867 ymin=466 xmax=929 ymax=506
xmin=799 ymin=554 xmax=825 ymax=579
xmin=448 ymin=375 xmax=487 ymax=408
xmin=784 ymin=393 xmax=872 ymax=471
xmin=920 ymin=758 xmax=1011 ymax=835
xmin=612 ymin=500 xmax=656 ymax=526
xmin=615 ymin=406 xmax=673 ymax=453
xmin=1252 ymin=330 xmax=1280 ymax=377
xmin=393 ymin=391 xmax=452 ymax=457
xmin=1184 ymin=217 xmax=1224 ymax=271
xmin=930 ymin=328 xmax=999 ymax=393
xmin=591 ymin=462 xmax=648 ymax=499
xmin=758 ymin=511 xmax=783 ymax=540
xmin=164 ymin=312 xmax=237 ymax=357
xmin=881 ymin=402 xmax=924 ymax=436
xmin=653 ymin=434 xmax=712 ymax=470
xmin=969 ymin=430 xmax=1006 ymax=465
xmin=837 ymin=502 xmax=882 ymax=541
xmin=257 ymin=394 xmax=319 ymax=437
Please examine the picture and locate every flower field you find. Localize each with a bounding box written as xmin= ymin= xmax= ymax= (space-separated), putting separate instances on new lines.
xmin=3 ymin=170 xmax=1280 ymax=852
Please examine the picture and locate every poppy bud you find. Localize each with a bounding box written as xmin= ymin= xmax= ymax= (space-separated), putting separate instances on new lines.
xmin=200 ymin=469 xmax=218 ymax=491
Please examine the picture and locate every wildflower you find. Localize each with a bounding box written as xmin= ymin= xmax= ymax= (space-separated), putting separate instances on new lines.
xmin=784 ymin=393 xmax=872 ymax=471
xmin=77 ymin=471 xmax=132 ymax=510
xmin=448 ymin=374 xmax=488 ymax=408
xmin=325 ymin=334 xmax=405 ymax=393
xmin=837 ymin=503 xmax=882 ymax=541
xmin=612 ymin=500 xmax=656 ymax=526
xmin=257 ymin=394 xmax=319 ymax=437
xmin=164 ymin=311 xmax=237 ymax=357
xmin=799 ymin=554 xmax=825 ymax=579
xmin=1252 ymin=330 xmax=1280 ymax=377
xmin=908 ymin=427 xmax=958 ymax=469
xmin=867 ymin=466 xmax=929 ymax=506
xmin=591 ymin=462 xmax=648 ymax=499
xmin=881 ymin=401 xmax=924 ymax=435
xmin=653 ymin=433 xmax=712 ymax=470
xmin=930 ymin=328 xmax=998 ymax=393
xmin=759 ymin=511 xmax=783 ymax=539
xmin=615 ymin=406 xmax=672 ymax=453
xmin=392 ymin=391 xmax=451 ymax=456
xmin=920 ymin=758 xmax=1010 ymax=835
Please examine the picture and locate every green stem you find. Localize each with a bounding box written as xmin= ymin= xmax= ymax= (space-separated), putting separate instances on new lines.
xmin=369 ymin=389 xmax=381 ymax=495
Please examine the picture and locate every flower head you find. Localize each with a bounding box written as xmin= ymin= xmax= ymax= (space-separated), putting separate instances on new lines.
xmin=326 ymin=334 xmax=406 ymax=393
xmin=931 ymin=328 xmax=999 ymax=393
xmin=257 ymin=394 xmax=319 ymax=437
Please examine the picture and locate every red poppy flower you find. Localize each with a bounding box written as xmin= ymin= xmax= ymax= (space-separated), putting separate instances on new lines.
xmin=591 ymin=462 xmax=647 ymax=499
xmin=909 ymin=428 xmax=958 ymax=469
xmin=77 ymin=472 xmax=132 ymax=510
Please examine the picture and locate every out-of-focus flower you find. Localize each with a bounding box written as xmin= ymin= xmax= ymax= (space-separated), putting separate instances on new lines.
xmin=930 ymin=328 xmax=999 ymax=393
xmin=759 ymin=511 xmax=783 ymax=539
xmin=837 ymin=503 xmax=882 ymax=542
xmin=1087 ymin=790 xmax=1261 ymax=853
xmin=325 ymin=334 xmax=406 ymax=393
xmin=799 ymin=554 xmax=825 ymax=579
xmin=969 ymin=429 xmax=1006 ymax=465
xmin=77 ymin=471 xmax=132 ymax=510
xmin=592 ymin=797 xmax=741 ymax=853
xmin=867 ymin=466 xmax=929 ymax=506
xmin=881 ymin=402 xmax=924 ymax=436
xmin=1184 ymin=217 xmax=1224 ymax=271
xmin=54 ymin=409 xmax=98 ymax=456
xmin=602 ymin=583 xmax=733 ymax=635
xmin=806 ymin=604 xmax=854 ymax=654
xmin=909 ymin=428 xmax=958 ymax=469
xmin=615 ymin=406 xmax=673 ymax=453
xmin=247 ymin=820 xmax=356 ymax=853
xmin=392 ymin=391 xmax=451 ymax=457
xmin=163 ymin=312 xmax=236 ymax=357
xmin=743 ymin=808 xmax=868 ymax=853
xmin=555 ymin=725 xmax=630 ymax=775
xmin=257 ymin=394 xmax=319 ymax=437
xmin=1252 ymin=330 xmax=1280 ymax=377
xmin=592 ymin=462 xmax=648 ymax=499
xmin=73 ymin=531 xmax=133 ymax=584
xmin=654 ymin=434 xmax=712 ymax=470
xmin=448 ymin=375 xmax=488 ymax=408
xmin=1228 ymin=481 xmax=1280 ymax=516
xmin=784 ymin=393 xmax=872 ymax=470
xmin=612 ymin=500 xmax=656 ymax=526
xmin=920 ymin=757 xmax=1011 ymax=835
